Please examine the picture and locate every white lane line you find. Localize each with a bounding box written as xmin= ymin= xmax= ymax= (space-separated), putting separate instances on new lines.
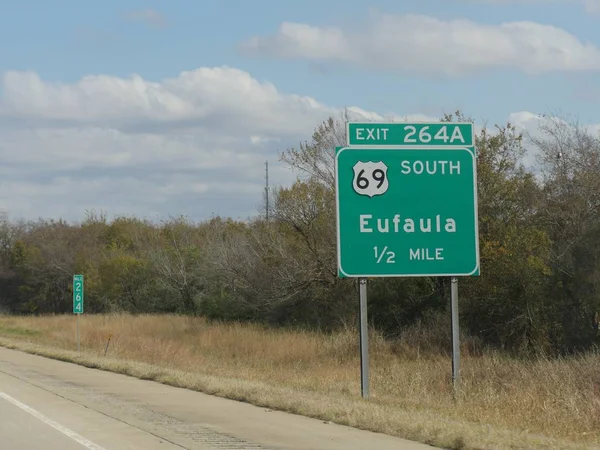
xmin=0 ymin=392 xmax=107 ymax=450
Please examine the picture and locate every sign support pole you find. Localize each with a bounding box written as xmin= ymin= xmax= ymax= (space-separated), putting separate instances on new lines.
xmin=76 ymin=313 xmax=80 ymax=353
xmin=451 ymin=276 xmax=460 ymax=391
xmin=359 ymin=278 xmax=369 ymax=398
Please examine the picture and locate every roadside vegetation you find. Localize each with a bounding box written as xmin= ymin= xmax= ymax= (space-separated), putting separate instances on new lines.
xmin=0 ymin=314 xmax=598 ymax=449
xmin=0 ymin=110 xmax=599 ymax=449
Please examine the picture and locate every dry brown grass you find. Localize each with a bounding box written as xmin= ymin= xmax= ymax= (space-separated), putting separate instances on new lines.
xmin=0 ymin=314 xmax=598 ymax=450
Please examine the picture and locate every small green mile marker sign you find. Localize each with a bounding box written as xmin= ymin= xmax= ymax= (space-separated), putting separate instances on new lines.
xmin=73 ymin=274 xmax=84 ymax=314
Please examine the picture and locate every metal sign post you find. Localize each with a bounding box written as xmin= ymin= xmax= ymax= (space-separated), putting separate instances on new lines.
xmin=359 ymin=278 xmax=369 ymax=398
xmin=77 ymin=314 xmax=80 ymax=353
xmin=451 ymin=277 xmax=460 ymax=390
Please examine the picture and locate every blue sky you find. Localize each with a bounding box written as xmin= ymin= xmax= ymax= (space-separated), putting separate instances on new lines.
xmin=1 ymin=0 xmax=600 ymax=222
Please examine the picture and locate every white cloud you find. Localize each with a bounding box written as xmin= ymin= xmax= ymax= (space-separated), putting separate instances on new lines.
xmin=583 ymin=0 xmax=600 ymax=12
xmin=125 ymin=9 xmax=167 ymax=28
xmin=508 ymin=110 xmax=600 ymax=138
xmin=2 ymin=66 xmax=598 ymax=223
xmin=240 ymin=13 xmax=600 ymax=75
xmin=0 ymin=66 xmax=406 ymax=222
xmin=469 ymin=0 xmax=600 ymax=13
xmin=503 ymin=111 xmax=600 ymax=169
xmin=0 ymin=67 xmax=336 ymax=136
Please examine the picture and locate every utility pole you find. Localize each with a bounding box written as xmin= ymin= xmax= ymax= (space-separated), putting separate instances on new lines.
xmin=265 ymin=161 xmax=269 ymax=221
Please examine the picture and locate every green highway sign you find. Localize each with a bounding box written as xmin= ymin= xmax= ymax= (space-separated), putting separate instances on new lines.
xmin=347 ymin=122 xmax=474 ymax=148
xmin=342 ymin=122 xmax=479 ymax=395
xmin=73 ymin=274 xmax=84 ymax=314
xmin=335 ymin=147 xmax=479 ymax=277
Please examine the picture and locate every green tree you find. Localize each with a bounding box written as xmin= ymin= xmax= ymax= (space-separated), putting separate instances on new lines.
xmin=454 ymin=116 xmax=552 ymax=353
xmin=137 ymin=216 xmax=204 ymax=314
xmin=529 ymin=115 xmax=600 ymax=352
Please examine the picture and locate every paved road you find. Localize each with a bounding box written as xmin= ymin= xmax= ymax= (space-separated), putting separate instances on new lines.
xmin=0 ymin=347 xmax=435 ymax=450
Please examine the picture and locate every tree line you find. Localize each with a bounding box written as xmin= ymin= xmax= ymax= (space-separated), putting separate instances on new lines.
xmin=1 ymin=111 xmax=599 ymax=356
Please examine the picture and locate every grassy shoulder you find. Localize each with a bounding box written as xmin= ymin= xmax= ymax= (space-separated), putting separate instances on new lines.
xmin=0 ymin=314 xmax=597 ymax=450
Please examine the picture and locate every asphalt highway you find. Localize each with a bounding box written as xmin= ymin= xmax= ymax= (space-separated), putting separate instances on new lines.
xmin=0 ymin=346 xmax=436 ymax=450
